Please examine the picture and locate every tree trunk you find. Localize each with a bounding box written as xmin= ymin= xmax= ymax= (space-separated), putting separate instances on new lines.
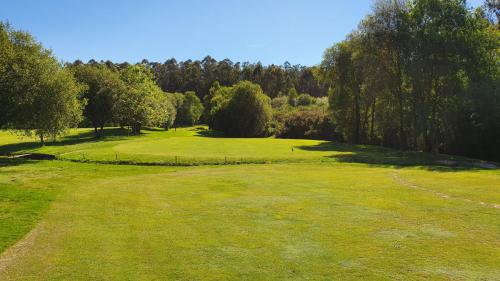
xmin=370 ymin=97 xmax=376 ymax=143
xmin=412 ymin=92 xmax=418 ymax=149
xmin=397 ymin=90 xmax=406 ymax=149
xmin=132 ymin=122 xmax=141 ymax=135
xmin=353 ymin=86 xmax=361 ymax=144
xmin=40 ymin=134 xmax=45 ymax=146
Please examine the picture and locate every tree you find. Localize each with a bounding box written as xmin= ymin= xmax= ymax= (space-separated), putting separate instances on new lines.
xmin=26 ymin=68 xmax=84 ymax=144
xmin=176 ymin=91 xmax=204 ymax=126
xmin=70 ymin=64 xmax=125 ymax=137
xmin=116 ymin=65 xmax=175 ymax=134
xmin=321 ymin=0 xmax=500 ymax=161
xmin=0 ymin=22 xmax=84 ymax=144
xmin=287 ymin=87 xmax=298 ymax=106
xmin=274 ymin=108 xmax=336 ymax=140
xmin=208 ymin=81 xmax=272 ymax=137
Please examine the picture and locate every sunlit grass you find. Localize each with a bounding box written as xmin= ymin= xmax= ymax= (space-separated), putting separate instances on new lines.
xmin=0 ymin=127 xmax=498 ymax=280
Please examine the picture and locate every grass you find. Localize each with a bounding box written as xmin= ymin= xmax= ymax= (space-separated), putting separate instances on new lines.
xmin=0 ymin=127 xmax=484 ymax=167
xmin=0 ymin=159 xmax=60 ymax=254
xmin=0 ymin=127 xmax=499 ymax=280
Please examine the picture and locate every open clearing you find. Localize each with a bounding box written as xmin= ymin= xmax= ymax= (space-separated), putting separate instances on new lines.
xmin=0 ymin=128 xmax=499 ymax=280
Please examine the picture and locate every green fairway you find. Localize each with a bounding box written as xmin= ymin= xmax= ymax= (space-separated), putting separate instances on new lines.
xmin=0 ymin=128 xmax=499 ymax=280
xmin=0 ymin=127 xmax=478 ymax=167
xmin=0 ymin=127 xmax=353 ymax=164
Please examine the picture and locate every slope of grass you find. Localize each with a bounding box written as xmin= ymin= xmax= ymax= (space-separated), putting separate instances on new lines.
xmin=0 ymin=127 xmax=488 ymax=167
xmin=0 ymin=160 xmax=498 ymax=280
xmin=0 ymin=159 xmax=60 ymax=253
xmin=0 ymin=127 xmax=498 ymax=280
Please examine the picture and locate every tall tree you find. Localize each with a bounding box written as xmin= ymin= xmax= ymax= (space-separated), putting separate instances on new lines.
xmin=0 ymin=22 xmax=84 ymax=144
xmin=70 ymin=64 xmax=126 ymax=137
xmin=117 ymin=65 xmax=175 ymax=134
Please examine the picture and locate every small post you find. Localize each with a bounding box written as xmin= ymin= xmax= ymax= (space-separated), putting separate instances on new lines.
xmin=115 ymin=153 xmax=118 ymax=161
xmin=82 ymin=152 xmax=86 ymax=161
xmin=225 ymin=156 xmax=227 ymax=164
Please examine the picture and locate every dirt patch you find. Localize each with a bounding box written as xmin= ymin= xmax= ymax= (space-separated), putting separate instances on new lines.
xmin=0 ymin=223 xmax=45 ymax=273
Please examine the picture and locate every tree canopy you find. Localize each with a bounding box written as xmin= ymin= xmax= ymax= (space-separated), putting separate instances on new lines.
xmin=208 ymin=81 xmax=272 ymax=137
xmin=0 ymin=22 xmax=84 ymax=144
xmin=321 ymin=0 xmax=500 ymax=160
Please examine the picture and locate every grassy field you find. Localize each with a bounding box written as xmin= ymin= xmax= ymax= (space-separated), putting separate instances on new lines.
xmin=0 ymin=127 xmax=339 ymax=162
xmin=0 ymin=127 xmax=474 ymax=166
xmin=0 ymin=128 xmax=499 ymax=280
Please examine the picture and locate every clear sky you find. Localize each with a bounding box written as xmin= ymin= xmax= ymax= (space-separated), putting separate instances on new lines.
xmin=0 ymin=0 xmax=485 ymax=66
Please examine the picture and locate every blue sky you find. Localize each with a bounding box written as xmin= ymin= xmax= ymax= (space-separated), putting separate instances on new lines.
xmin=0 ymin=0 xmax=485 ymax=66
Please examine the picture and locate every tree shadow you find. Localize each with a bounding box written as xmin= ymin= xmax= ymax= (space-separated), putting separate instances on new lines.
xmin=0 ymin=128 xmax=131 ymax=155
xmin=0 ymin=157 xmax=37 ymax=168
xmin=193 ymin=127 xmax=225 ymax=138
xmin=297 ymin=141 xmax=498 ymax=171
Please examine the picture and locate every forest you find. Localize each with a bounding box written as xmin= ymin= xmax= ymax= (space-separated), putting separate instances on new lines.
xmin=1 ymin=0 xmax=499 ymax=161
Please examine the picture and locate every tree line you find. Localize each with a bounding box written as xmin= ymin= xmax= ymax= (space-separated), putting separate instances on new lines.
xmin=1 ymin=0 xmax=499 ymax=161
xmin=321 ymin=0 xmax=499 ymax=161
xmin=0 ymin=23 xmax=206 ymax=142
xmin=75 ymin=57 xmax=327 ymax=102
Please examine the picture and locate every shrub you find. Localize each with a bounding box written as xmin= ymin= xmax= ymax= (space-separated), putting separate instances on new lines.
xmin=208 ymin=81 xmax=272 ymax=137
xmin=271 ymin=96 xmax=288 ymax=109
xmin=274 ymin=108 xmax=337 ymax=140
xmin=296 ymin=93 xmax=315 ymax=106
xmin=176 ymin=91 xmax=204 ymax=126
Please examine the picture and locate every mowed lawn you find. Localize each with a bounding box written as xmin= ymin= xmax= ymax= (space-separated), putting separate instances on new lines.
xmin=0 ymin=127 xmax=357 ymax=164
xmin=0 ymin=129 xmax=499 ymax=280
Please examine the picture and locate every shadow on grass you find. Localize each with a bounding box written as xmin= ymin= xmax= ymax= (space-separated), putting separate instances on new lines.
xmin=193 ymin=127 xmax=225 ymax=138
xmin=297 ymin=141 xmax=497 ymax=171
xmin=0 ymin=128 xmax=131 ymax=155
xmin=0 ymin=157 xmax=32 ymax=168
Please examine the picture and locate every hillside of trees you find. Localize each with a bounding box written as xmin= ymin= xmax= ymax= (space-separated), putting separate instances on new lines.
xmin=1 ymin=0 xmax=499 ymax=161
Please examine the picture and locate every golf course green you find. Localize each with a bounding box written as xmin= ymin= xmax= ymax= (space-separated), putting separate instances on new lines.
xmin=0 ymin=127 xmax=499 ymax=280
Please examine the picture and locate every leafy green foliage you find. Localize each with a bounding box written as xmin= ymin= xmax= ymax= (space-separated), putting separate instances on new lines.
xmin=274 ymin=108 xmax=337 ymax=140
xmin=151 ymin=57 xmax=327 ymax=102
xmin=69 ymin=64 xmax=126 ymax=137
xmin=0 ymin=22 xmax=84 ymax=143
xmin=270 ymin=96 xmax=288 ymax=109
xmin=174 ymin=91 xmax=204 ymax=126
xmin=287 ymin=87 xmax=298 ymax=106
xmin=321 ymin=0 xmax=500 ymax=161
xmin=296 ymin=93 xmax=315 ymax=106
xmin=208 ymin=81 xmax=272 ymax=137
xmin=116 ymin=65 xmax=175 ymax=134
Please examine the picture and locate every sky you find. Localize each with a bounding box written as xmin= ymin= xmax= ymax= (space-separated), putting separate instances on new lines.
xmin=0 ymin=0 xmax=485 ymax=66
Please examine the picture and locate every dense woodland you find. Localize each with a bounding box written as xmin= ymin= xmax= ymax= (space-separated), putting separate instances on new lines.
xmin=0 ymin=0 xmax=499 ymax=161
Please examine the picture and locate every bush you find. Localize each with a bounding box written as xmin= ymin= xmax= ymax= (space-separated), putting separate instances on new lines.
xmin=208 ymin=81 xmax=272 ymax=137
xmin=296 ymin=93 xmax=314 ymax=106
xmin=270 ymin=96 xmax=288 ymax=109
xmin=274 ymin=108 xmax=337 ymax=140
xmin=176 ymin=91 xmax=204 ymax=126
